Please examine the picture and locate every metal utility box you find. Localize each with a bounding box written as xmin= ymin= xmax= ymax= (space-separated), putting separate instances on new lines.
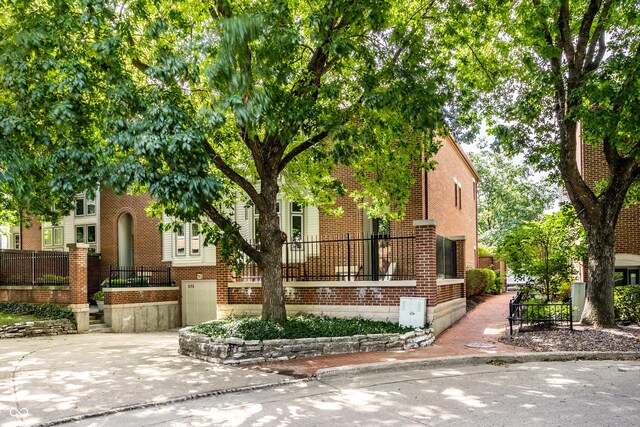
xmin=399 ymin=297 xmax=427 ymax=328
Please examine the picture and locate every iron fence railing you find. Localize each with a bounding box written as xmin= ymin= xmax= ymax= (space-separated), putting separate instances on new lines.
xmin=105 ymin=266 xmax=173 ymax=288
xmin=508 ymin=291 xmax=573 ymax=334
xmin=234 ymin=234 xmax=415 ymax=282
xmin=0 ymin=250 xmax=69 ymax=286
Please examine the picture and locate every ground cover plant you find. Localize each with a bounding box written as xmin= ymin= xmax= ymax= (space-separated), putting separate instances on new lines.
xmin=0 ymin=313 xmax=41 ymax=326
xmin=0 ymin=302 xmax=75 ymax=324
xmin=191 ymin=315 xmax=416 ymax=341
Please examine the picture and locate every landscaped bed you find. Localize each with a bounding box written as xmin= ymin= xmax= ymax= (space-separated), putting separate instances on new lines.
xmin=0 ymin=302 xmax=76 ymax=338
xmin=181 ymin=316 xmax=434 ymax=365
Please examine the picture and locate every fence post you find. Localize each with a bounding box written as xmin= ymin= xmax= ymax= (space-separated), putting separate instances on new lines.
xmin=347 ymin=234 xmax=351 ymax=282
xmin=67 ymin=243 xmax=90 ymax=332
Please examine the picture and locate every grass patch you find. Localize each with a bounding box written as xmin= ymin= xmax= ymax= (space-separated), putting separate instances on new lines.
xmin=0 ymin=302 xmax=75 ymax=325
xmin=191 ymin=315 xmax=417 ymax=341
xmin=0 ymin=313 xmax=42 ymax=326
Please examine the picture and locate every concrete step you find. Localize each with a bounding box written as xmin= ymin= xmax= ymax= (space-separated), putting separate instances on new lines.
xmin=89 ymin=318 xmax=104 ymax=325
xmin=88 ymin=323 xmax=112 ymax=333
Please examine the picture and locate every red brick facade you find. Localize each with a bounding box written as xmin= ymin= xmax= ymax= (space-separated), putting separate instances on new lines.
xmin=582 ymin=142 xmax=640 ymax=260
xmin=104 ymin=288 xmax=180 ymax=305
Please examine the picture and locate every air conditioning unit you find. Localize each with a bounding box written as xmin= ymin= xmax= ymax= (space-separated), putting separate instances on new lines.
xmin=399 ymin=297 xmax=427 ymax=328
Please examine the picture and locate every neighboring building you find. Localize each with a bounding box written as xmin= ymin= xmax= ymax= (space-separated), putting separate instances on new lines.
xmin=578 ymin=131 xmax=640 ymax=286
xmin=7 ymin=135 xmax=479 ymax=335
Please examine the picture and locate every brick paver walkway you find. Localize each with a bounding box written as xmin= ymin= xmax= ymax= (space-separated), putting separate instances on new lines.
xmin=255 ymin=292 xmax=529 ymax=377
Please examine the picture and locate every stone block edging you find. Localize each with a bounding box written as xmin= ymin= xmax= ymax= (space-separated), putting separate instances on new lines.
xmin=0 ymin=319 xmax=76 ymax=339
xmin=179 ymin=327 xmax=435 ymax=365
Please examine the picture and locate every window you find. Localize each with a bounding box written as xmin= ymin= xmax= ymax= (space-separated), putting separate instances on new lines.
xmin=75 ymin=225 xmax=97 ymax=244
xmin=454 ymin=180 xmax=462 ymax=210
xmin=13 ymin=233 xmax=20 ymax=250
xmin=75 ymin=195 xmax=96 ymax=217
xmin=291 ymin=202 xmax=303 ymax=249
xmin=191 ymin=224 xmax=200 ymax=255
xmin=176 ymin=225 xmax=186 ymax=256
xmin=43 ymin=227 xmax=63 ymax=247
xmin=75 ymin=198 xmax=84 ymax=216
xmin=436 ymin=235 xmax=457 ymax=279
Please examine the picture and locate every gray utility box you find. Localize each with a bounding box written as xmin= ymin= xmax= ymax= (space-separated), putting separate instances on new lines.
xmin=399 ymin=297 xmax=427 ymax=328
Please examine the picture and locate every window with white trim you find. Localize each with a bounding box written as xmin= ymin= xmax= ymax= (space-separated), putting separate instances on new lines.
xmin=176 ymin=225 xmax=186 ymax=256
xmin=43 ymin=227 xmax=64 ymax=248
xmin=75 ymin=225 xmax=97 ymax=244
xmin=13 ymin=233 xmax=20 ymax=250
xmin=290 ymin=202 xmax=304 ymax=249
xmin=191 ymin=224 xmax=201 ymax=255
xmin=75 ymin=195 xmax=96 ymax=217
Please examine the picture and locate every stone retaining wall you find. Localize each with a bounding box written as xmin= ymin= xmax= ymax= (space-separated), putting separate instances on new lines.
xmin=0 ymin=319 xmax=76 ymax=339
xmin=179 ymin=327 xmax=435 ymax=365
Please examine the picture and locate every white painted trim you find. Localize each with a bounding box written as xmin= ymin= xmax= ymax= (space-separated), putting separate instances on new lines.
xmin=105 ymin=301 xmax=179 ymax=308
xmin=103 ymin=287 xmax=179 ymax=292
xmin=413 ymin=219 xmax=437 ymax=226
xmin=447 ymin=235 xmax=466 ymax=241
xmin=436 ymin=279 xmax=464 ymax=286
xmin=228 ymin=280 xmax=417 ymax=288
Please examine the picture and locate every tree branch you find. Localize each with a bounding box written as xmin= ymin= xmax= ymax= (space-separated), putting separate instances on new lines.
xmin=584 ymin=0 xmax=612 ymax=73
xmin=202 ymin=138 xmax=262 ymax=206
xmin=202 ymin=202 xmax=261 ymax=262
xmin=575 ymin=0 xmax=603 ymax=72
xmin=278 ymin=129 xmax=329 ymax=172
xmin=557 ymin=1 xmax=576 ymax=69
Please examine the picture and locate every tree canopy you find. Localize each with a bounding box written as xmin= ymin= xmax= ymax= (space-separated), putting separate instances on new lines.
xmin=469 ymin=149 xmax=555 ymax=248
xmin=0 ymin=0 xmax=454 ymax=320
xmin=452 ymin=0 xmax=639 ymax=326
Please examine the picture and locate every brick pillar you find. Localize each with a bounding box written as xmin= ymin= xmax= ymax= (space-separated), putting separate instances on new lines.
xmin=215 ymin=251 xmax=231 ymax=306
xmin=413 ymin=220 xmax=437 ymax=307
xmin=67 ymin=243 xmax=90 ymax=332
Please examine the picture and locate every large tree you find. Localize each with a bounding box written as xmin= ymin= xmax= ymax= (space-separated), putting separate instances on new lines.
xmin=469 ymin=149 xmax=555 ymax=248
xmin=455 ymin=0 xmax=639 ymax=327
xmin=0 ymin=0 xmax=451 ymax=320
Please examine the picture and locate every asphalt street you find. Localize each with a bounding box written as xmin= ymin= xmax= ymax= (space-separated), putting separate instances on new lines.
xmin=61 ymin=359 xmax=640 ymax=427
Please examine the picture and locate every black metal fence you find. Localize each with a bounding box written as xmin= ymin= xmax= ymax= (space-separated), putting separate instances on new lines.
xmin=105 ymin=266 xmax=173 ymax=287
xmin=234 ymin=234 xmax=415 ymax=282
xmin=0 ymin=250 xmax=69 ymax=286
xmin=508 ymin=291 xmax=573 ymax=334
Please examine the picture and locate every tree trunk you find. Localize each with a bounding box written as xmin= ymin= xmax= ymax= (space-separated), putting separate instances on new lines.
xmin=257 ymin=181 xmax=287 ymax=322
xmin=581 ymin=224 xmax=616 ymax=327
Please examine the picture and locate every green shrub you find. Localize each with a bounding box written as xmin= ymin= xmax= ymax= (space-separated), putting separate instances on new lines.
xmin=0 ymin=302 xmax=75 ymax=323
xmin=133 ymin=277 xmax=149 ymax=286
xmin=107 ymin=278 xmax=128 ymax=287
xmin=486 ymin=271 xmax=503 ymax=295
xmin=93 ymin=290 xmax=104 ymax=301
xmin=34 ymin=274 xmax=69 ymax=285
xmin=556 ymin=281 xmax=572 ymax=301
xmin=191 ymin=315 xmax=417 ymax=340
xmin=614 ymin=285 xmax=640 ymax=322
xmin=466 ymin=269 xmax=496 ymax=297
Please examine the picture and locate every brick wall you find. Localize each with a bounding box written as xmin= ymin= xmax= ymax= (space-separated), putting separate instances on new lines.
xmin=427 ymin=135 xmax=478 ymax=269
xmin=104 ymin=288 xmax=180 ymax=305
xmin=20 ymin=216 xmax=42 ymax=250
xmin=99 ymin=188 xmax=165 ymax=275
xmin=582 ymin=143 xmax=640 ymax=257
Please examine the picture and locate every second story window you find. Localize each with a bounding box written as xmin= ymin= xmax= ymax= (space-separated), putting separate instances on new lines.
xmin=191 ymin=224 xmax=200 ymax=255
xmin=291 ymin=202 xmax=304 ymax=249
xmin=176 ymin=225 xmax=186 ymax=256
xmin=43 ymin=227 xmax=63 ymax=248
xmin=13 ymin=233 xmax=20 ymax=250
xmin=75 ymin=195 xmax=96 ymax=217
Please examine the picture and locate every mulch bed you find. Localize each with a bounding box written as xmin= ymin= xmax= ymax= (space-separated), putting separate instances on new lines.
xmin=499 ymin=324 xmax=640 ymax=352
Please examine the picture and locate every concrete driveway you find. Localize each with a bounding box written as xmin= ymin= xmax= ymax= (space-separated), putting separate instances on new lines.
xmin=0 ymin=331 xmax=293 ymax=427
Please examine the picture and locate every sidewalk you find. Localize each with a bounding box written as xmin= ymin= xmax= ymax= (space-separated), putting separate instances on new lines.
xmin=256 ymin=292 xmax=527 ymax=377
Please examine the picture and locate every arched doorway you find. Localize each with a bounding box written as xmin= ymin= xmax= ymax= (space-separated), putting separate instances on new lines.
xmin=117 ymin=213 xmax=133 ymax=267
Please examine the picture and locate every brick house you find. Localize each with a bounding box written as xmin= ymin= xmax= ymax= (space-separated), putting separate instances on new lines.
xmin=4 ymin=135 xmax=479 ymax=335
xmin=579 ymin=130 xmax=640 ymax=286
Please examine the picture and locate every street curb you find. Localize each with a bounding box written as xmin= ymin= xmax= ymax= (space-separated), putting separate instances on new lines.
xmin=34 ymin=378 xmax=311 ymax=427
xmin=314 ymin=351 xmax=640 ymax=379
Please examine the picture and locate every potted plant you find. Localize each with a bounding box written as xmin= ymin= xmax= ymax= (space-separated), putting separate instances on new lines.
xmin=93 ymin=290 xmax=105 ymax=310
